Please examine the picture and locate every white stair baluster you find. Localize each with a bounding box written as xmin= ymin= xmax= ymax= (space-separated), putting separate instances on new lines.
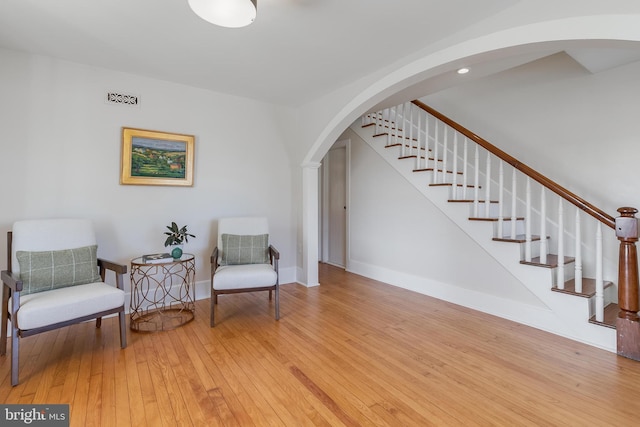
xmin=473 ymin=145 xmax=479 ymax=217
xmin=424 ymin=113 xmax=430 ymax=171
xmin=393 ymin=106 xmax=399 ymax=144
xmin=462 ymin=137 xmax=468 ymax=200
xmin=396 ymin=103 xmax=403 ymax=150
xmin=525 ymin=177 xmax=532 ymax=262
xmin=382 ymin=108 xmax=391 ymax=133
xmin=404 ymin=102 xmax=411 ymax=157
xmin=415 ymin=111 xmax=422 ymax=170
xmin=408 ymin=103 xmax=414 ymax=158
xmin=574 ymin=207 xmax=583 ymax=293
xmin=540 ymin=187 xmax=547 ymax=264
xmin=442 ymin=126 xmax=449 ymax=185
xmin=484 ymin=152 xmax=491 ymax=217
xmin=510 ymin=170 xmax=517 ymax=239
xmin=595 ymin=223 xmax=604 ymax=322
xmin=386 ymin=107 xmax=394 ymax=147
xmin=557 ymin=200 xmax=565 ymax=289
xmin=433 ymin=121 xmax=439 ymax=184
xmin=498 ymin=161 xmax=504 ymax=237
xmin=452 ymin=132 xmax=459 ymax=199
xmin=381 ymin=108 xmax=387 ymax=134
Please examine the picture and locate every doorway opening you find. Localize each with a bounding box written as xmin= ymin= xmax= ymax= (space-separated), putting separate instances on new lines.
xmin=320 ymin=139 xmax=350 ymax=269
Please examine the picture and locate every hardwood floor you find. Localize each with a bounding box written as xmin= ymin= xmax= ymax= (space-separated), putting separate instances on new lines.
xmin=2 ymin=263 xmax=640 ymax=426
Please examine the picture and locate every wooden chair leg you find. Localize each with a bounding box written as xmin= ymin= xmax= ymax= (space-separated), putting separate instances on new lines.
xmin=96 ymin=317 xmax=102 ymax=328
xmin=0 ymin=286 xmax=9 ymax=356
xmin=210 ymin=289 xmax=216 ymax=327
xmin=269 ymin=289 xmax=272 ymax=300
xmin=275 ymin=285 xmax=280 ymax=320
xmin=118 ymin=311 xmax=127 ymax=348
xmin=9 ymin=290 xmax=20 ymax=386
xmin=11 ymin=322 xmax=19 ymax=386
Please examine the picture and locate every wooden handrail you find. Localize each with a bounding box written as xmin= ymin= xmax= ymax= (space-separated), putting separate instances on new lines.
xmin=412 ymin=100 xmax=616 ymax=229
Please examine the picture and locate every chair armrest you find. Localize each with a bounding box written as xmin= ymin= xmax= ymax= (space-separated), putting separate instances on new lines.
xmin=1 ymin=270 xmax=23 ymax=292
xmin=211 ymin=247 xmax=219 ymax=271
xmin=97 ymin=258 xmax=128 ymax=275
xmin=269 ymin=245 xmax=280 ymax=260
xmin=97 ymin=259 xmax=127 ymax=291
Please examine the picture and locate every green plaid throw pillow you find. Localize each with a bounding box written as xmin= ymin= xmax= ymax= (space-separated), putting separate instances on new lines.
xmin=220 ymin=234 xmax=269 ymax=265
xmin=17 ymin=245 xmax=101 ymax=295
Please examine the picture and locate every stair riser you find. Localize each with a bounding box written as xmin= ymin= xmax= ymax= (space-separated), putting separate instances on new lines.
xmin=587 ymin=285 xmax=617 ymax=317
xmin=494 ymin=220 xmax=526 ymax=237
xmin=553 ymin=265 xmax=577 ymax=287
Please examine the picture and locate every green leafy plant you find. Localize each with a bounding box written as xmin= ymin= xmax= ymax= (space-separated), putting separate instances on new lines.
xmin=164 ymin=222 xmax=196 ymax=247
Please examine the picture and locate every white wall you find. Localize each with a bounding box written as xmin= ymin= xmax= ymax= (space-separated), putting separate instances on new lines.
xmin=0 ymin=48 xmax=297 ymax=294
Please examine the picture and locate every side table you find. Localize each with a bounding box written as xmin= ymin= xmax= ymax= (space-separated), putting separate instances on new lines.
xmin=130 ymin=253 xmax=196 ymax=332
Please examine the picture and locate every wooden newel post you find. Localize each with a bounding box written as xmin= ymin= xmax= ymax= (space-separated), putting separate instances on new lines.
xmin=616 ymin=207 xmax=640 ymax=360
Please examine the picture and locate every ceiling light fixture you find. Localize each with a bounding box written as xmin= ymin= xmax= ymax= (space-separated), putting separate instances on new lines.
xmin=188 ymin=0 xmax=257 ymax=28
xmin=457 ymin=67 xmax=470 ymax=74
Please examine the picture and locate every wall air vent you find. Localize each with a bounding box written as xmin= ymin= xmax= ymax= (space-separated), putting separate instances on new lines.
xmin=106 ymin=92 xmax=139 ymax=107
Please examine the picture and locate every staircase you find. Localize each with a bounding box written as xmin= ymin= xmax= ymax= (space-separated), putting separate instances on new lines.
xmin=352 ymin=101 xmax=626 ymax=350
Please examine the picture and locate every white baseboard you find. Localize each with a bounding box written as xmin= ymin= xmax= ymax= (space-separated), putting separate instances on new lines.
xmin=293 ymin=266 xmax=320 ymax=287
xmin=279 ymin=266 xmax=297 ymax=285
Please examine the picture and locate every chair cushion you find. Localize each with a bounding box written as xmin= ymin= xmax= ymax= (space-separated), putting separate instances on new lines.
xmin=220 ymin=234 xmax=269 ymax=265
xmin=12 ymin=282 xmax=125 ymax=330
xmin=16 ymin=245 xmax=101 ymax=295
xmin=213 ymin=264 xmax=277 ymax=290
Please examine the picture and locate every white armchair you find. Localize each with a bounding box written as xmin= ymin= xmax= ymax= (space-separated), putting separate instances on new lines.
xmin=210 ymin=217 xmax=280 ymax=326
xmin=0 ymin=219 xmax=127 ymax=386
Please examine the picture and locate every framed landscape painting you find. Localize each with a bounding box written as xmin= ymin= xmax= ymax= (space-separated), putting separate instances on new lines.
xmin=120 ymin=127 xmax=195 ymax=186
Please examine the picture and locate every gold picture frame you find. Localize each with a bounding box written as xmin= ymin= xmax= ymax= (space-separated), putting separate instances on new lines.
xmin=120 ymin=127 xmax=195 ymax=186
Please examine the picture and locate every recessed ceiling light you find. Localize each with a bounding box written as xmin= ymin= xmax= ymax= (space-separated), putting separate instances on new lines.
xmin=457 ymin=67 xmax=470 ymax=75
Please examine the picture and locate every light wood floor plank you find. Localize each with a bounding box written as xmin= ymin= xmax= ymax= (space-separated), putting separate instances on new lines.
xmin=2 ymin=263 xmax=640 ymax=426
xmin=122 ymin=334 xmax=146 ymax=427
xmin=146 ymin=330 xmax=193 ymax=427
xmin=70 ymin=322 xmax=98 ymax=427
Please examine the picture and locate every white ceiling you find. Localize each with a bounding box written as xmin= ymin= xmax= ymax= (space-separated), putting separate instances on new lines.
xmin=0 ymin=0 xmax=519 ymax=107
xmin=2 ymin=1 xmax=640 ymax=108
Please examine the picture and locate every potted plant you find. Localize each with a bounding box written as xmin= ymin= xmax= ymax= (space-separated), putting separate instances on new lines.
xmin=164 ymin=222 xmax=196 ymax=259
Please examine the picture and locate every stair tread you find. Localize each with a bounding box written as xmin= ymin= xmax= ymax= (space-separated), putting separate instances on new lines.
xmin=448 ymin=199 xmax=497 ymax=203
xmin=366 ymin=122 xmax=400 ymax=131
xmin=469 ymin=216 xmax=525 ymax=221
xmin=552 ymin=278 xmax=614 ymax=298
xmin=377 ymin=134 xmax=418 ymax=141
xmin=413 ymin=167 xmax=463 ymax=175
xmin=589 ymin=303 xmax=618 ymax=329
xmin=520 ymin=254 xmax=575 ymax=268
xmin=431 ymin=183 xmax=478 ymax=188
xmin=401 ymin=155 xmax=439 ymax=161
xmin=493 ymin=234 xmax=544 ymax=243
